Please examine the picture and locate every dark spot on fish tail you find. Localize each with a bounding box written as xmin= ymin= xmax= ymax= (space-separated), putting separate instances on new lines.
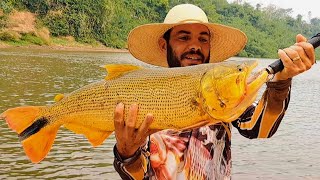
xmin=18 ymin=117 xmax=49 ymax=141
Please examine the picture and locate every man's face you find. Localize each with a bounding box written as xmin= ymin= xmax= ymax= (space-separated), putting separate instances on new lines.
xmin=167 ymin=24 xmax=210 ymax=67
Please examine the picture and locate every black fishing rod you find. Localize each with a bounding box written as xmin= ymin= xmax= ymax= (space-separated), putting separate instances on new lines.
xmin=266 ymin=33 xmax=320 ymax=74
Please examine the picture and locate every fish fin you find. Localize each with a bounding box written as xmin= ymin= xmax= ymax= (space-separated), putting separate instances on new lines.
xmin=54 ymin=93 xmax=65 ymax=102
xmin=0 ymin=106 xmax=58 ymax=163
xmin=64 ymin=123 xmax=112 ymax=147
xmin=179 ymin=120 xmax=210 ymax=131
xmin=22 ymin=125 xmax=59 ymax=163
xmin=0 ymin=106 xmax=43 ymax=134
xmin=104 ymin=64 xmax=141 ymax=80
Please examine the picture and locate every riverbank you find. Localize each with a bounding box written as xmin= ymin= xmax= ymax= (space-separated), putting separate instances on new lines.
xmin=0 ymin=41 xmax=128 ymax=53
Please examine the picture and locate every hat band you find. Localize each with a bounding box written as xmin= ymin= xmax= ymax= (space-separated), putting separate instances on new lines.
xmin=166 ymin=19 xmax=208 ymax=24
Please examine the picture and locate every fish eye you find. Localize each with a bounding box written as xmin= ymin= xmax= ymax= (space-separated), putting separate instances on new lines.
xmin=237 ymin=65 xmax=243 ymax=72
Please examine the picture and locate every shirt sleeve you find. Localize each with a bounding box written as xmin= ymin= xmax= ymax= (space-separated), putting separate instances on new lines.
xmin=232 ymin=78 xmax=292 ymax=139
xmin=113 ymin=145 xmax=149 ymax=180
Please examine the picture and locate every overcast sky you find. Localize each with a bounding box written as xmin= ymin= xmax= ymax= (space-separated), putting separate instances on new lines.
xmin=227 ymin=0 xmax=320 ymax=21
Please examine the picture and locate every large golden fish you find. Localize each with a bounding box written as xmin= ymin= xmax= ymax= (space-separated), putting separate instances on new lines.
xmin=0 ymin=60 xmax=269 ymax=163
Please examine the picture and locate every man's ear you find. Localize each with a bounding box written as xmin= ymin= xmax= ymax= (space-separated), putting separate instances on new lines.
xmin=158 ymin=37 xmax=167 ymax=53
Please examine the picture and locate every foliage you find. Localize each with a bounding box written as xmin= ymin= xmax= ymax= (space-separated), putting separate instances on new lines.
xmin=0 ymin=0 xmax=319 ymax=58
xmin=20 ymin=33 xmax=46 ymax=45
xmin=0 ymin=31 xmax=19 ymax=41
xmin=0 ymin=16 xmax=8 ymax=29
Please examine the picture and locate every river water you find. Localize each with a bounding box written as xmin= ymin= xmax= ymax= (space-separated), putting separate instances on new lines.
xmin=0 ymin=48 xmax=319 ymax=179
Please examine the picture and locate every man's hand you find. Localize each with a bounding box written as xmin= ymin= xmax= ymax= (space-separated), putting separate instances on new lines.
xmin=114 ymin=103 xmax=154 ymax=159
xmin=273 ymin=34 xmax=315 ymax=81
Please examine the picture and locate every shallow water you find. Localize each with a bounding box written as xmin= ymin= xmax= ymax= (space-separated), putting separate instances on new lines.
xmin=0 ymin=48 xmax=319 ymax=179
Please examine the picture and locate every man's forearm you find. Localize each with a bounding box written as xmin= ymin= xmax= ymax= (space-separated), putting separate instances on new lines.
xmin=233 ymin=78 xmax=292 ymax=138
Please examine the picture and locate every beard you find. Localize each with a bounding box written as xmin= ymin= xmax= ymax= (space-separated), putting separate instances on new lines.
xmin=166 ymin=45 xmax=210 ymax=67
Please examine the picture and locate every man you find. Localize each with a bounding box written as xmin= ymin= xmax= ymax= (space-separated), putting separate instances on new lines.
xmin=113 ymin=4 xmax=315 ymax=179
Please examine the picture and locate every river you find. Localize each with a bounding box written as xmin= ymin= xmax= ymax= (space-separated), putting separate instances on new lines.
xmin=0 ymin=48 xmax=319 ymax=179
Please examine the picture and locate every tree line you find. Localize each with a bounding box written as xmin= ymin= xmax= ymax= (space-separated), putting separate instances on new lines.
xmin=0 ymin=0 xmax=319 ymax=58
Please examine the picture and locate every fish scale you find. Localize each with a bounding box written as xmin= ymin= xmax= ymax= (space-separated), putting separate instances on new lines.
xmin=104 ymin=66 xmax=207 ymax=129
xmin=38 ymin=65 xmax=207 ymax=131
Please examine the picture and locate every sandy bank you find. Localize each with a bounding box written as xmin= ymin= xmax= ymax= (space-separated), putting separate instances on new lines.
xmin=0 ymin=42 xmax=128 ymax=53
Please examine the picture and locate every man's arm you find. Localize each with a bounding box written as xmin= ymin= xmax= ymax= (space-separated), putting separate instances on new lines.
xmin=233 ymin=34 xmax=315 ymax=138
xmin=232 ymin=79 xmax=291 ymax=138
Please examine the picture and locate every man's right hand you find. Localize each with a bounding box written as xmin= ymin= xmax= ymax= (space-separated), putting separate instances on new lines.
xmin=114 ymin=103 xmax=154 ymax=159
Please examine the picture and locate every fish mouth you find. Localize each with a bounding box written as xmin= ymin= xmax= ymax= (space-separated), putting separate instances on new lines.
xmin=245 ymin=63 xmax=269 ymax=95
xmin=244 ymin=61 xmax=265 ymax=85
xmin=247 ymin=71 xmax=262 ymax=84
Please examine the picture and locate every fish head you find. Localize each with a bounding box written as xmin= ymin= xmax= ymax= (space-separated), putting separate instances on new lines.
xmin=200 ymin=60 xmax=269 ymax=122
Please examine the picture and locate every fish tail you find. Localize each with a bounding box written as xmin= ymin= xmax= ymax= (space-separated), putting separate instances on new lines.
xmin=0 ymin=106 xmax=59 ymax=163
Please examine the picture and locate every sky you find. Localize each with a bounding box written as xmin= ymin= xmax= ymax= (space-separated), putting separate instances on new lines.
xmin=227 ymin=0 xmax=320 ymax=21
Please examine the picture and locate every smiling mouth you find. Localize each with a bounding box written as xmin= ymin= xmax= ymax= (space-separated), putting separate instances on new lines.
xmin=183 ymin=58 xmax=203 ymax=66
xmin=182 ymin=57 xmax=203 ymax=66
xmin=185 ymin=55 xmax=202 ymax=60
xmin=186 ymin=57 xmax=201 ymax=60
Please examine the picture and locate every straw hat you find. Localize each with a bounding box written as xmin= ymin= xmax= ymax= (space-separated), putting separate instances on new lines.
xmin=128 ymin=4 xmax=247 ymax=67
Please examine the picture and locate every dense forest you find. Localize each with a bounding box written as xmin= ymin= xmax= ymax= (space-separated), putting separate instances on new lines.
xmin=0 ymin=0 xmax=319 ymax=58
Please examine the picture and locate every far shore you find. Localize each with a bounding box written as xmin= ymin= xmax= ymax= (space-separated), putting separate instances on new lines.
xmin=1 ymin=42 xmax=319 ymax=61
xmin=0 ymin=42 xmax=129 ymax=53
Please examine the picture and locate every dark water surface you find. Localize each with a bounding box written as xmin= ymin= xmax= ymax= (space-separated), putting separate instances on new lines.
xmin=0 ymin=48 xmax=319 ymax=179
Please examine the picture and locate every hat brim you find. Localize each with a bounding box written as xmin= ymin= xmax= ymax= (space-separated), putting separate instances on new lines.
xmin=128 ymin=22 xmax=247 ymax=67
